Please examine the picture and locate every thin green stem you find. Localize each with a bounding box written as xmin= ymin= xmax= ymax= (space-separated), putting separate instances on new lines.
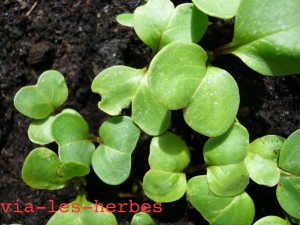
xmin=185 ymin=164 xmax=207 ymax=174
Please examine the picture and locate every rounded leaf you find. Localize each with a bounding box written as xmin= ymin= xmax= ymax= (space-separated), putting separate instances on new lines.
xmin=91 ymin=66 xmax=144 ymax=115
xmin=22 ymin=148 xmax=67 ymax=190
xmin=184 ymin=67 xmax=239 ymax=137
xmin=131 ymin=212 xmax=154 ymax=225
xmin=192 ymin=0 xmax=241 ymax=19
xmin=276 ymin=173 xmax=300 ymax=220
xmin=14 ymin=70 xmax=68 ymax=119
xmin=149 ymin=42 xmax=207 ymax=110
xmin=57 ymin=162 xmax=90 ymax=180
xmin=230 ymin=0 xmax=300 ymax=75
xmin=207 ymin=162 xmax=249 ymax=196
xmin=149 ymin=132 xmax=190 ymax=172
xmin=132 ymin=78 xmax=171 ymax=136
xmin=28 ymin=115 xmax=55 ymax=145
xmin=204 ymin=122 xmax=248 ymax=165
xmin=278 ymin=129 xmax=300 ymax=176
xmin=187 ymin=175 xmax=254 ymax=225
xmin=116 ymin=13 xmax=133 ymax=27
xmin=253 ymin=216 xmax=290 ymax=225
xmin=143 ymin=170 xmax=187 ymax=202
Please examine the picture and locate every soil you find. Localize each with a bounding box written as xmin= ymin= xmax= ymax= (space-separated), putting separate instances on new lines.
xmin=0 ymin=0 xmax=299 ymax=225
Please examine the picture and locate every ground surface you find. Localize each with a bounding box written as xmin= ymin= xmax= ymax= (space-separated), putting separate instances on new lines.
xmin=0 ymin=0 xmax=300 ymax=224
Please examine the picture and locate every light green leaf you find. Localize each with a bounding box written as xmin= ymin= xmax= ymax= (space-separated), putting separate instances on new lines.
xmin=143 ymin=170 xmax=186 ymax=202
xmin=278 ymin=129 xmax=300 ymax=176
xmin=91 ymin=66 xmax=144 ymax=115
xmin=148 ymin=42 xmax=207 ymax=110
xmin=14 ymin=70 xmax=68 ymax=119
xmin=51 ymin=109 xmax=95 ymax=166
xmin=131 ymin=212 xmax=154 ymax=225
xmin=132 ymin=77 xmax=171 ymax=136
xmin=159 ymin=3 xmax=208 ymax=49
xmin=28 ymin=115 xmax=55 ymax=145
xmin=57 ymin=162 xmax=90 ymax=180
xmin=253 ymin=216 xmax=290 ymax=225
xmin=187 ymin=175 xmax=254 ymax=225
xmin=47 ymin=194 xmax=117 ymax=225
xmin=204 ymin=122 xmax=248 ymax=165
xmin=149 ymin=132 xmax=190 ymax=172
xmin=133 ymin=0 xmax=174 ymax=51
xmin=245 ymin=135 xmax=285 ymax=186
xmin=276 ymin=173 xmax=300 ymax=220
xmin=192 ymin=0 xmax=241 ymax=19
xmin=22 ymin=148 xmax=67 ymax=190
xmin=228 ymin=0 xmax=300 ymax=75
xmin=207 ymin=162 xmax=249 ymax=196
xmin=92 ymin=116 xmax=140 ymax=185
xmin=184 ymin=67 xmax=239 ymax=137
xmin=116 ymin=13 xmax=133 ymax=27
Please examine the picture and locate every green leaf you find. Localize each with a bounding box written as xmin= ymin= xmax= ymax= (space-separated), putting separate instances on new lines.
xmin=228 ymin=0 xmax=300 ymax=75
xmin=148 ymin=42 xmax=207 ymax=110
xmin=14 ymin=70 xmax=68 ymax=119
xmin=116 ymin=13 xmax=133 ymax=27
xmin=92 ymin=116 xmax=140 ymax=185
xmin=47 ymin=194 xmax=117 ymax=225
xmin=28 ymin=115 xmax=55 ymax=145
xmin=149 ymin=132 xmax=190 ymax=172
xmin=51 ymin=109 xmax=95 ymax=166
xmin=203 ymin=122 xmax=249 ymax=165
xmin=192 ymin=0 xmax=241 ymax=19
xmin=22 ymin=148 xmax=67 ymax=190
xmin=133 ymin=0 xmax=174 ymax=51
xmin=159 ymin=3 xmax=208 ymax=49
xmin=278 ymin=129 xmax=300 ymax=176
xmin=91 ymin=66 xmax=144 ymax=115
xmin=184 ymin=67 xmax=239 ymax=137
xmin=245 ymin=135 xmax=285 ymax=186
xmin=207 ymin=162 xmax=249 ymax=196
xmin=57 ymin=162 xmax=90 ymax=180
xmin=187 ymin=175 xmax=254 ymax=225
xmin=132 ymin=77 xmax=171 ymax=136
xmin=131 ymin=212 xmax=154 ymax=225
xmin=276 ymin=173 xmax=300 ymax=220
xmin=143 ymin=170 xmax=186 ymax=202
xmin=253 ymin=216 xmax=290 ymax=225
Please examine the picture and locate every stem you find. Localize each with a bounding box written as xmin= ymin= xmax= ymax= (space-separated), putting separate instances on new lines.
xmin=89 ymin=134 xmax=101 ymax=143
xmin=185 ymin=164 xmax=207 ymax=174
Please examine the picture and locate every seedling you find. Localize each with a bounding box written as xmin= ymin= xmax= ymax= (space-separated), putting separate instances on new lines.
xmin=13 ymin=0 xmax=300 ymax=224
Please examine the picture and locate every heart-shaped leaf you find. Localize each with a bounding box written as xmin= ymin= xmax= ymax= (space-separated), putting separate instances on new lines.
xmin=276 ymin=172 xmax=300 ymax=220
xmin=187 ymin=175 xmax=254 ymax=225
xmin=28 ymin=115 xmax=55 ymax=145
xmin=132 ymin=77 xmax=171 ymax=136
xmin=92 ymin=116 xmax=140 ymax=185
xmin=228 ymin=0 xmax=300 ymax=75
xmin=245 ymin=135 xmax=285 ymax=186
xmin=278 ymin=129 xmax=300 ymax=176
xmin=204 ymin=122 xmax=249 ymax=165
xmin=51 ymin=109 xmax=95 ymax=166
xmin=57 ymin=162 xmax=90 ymax=180
xmin=253 ymin=216 xmax=290 ymax=225
xmin=14 ymin=70 xmax=68 ymax=119
xmin=47 ymin=193 xmax=117 ymax=225
xmin=131 ymin=212 xmax=154 ymax=225
xmin=116 ymin=13 xmax=133 ymax=27
xmin=207 ymin=162 xmax=249 ymax=196
xmin=22 ymin=147 xmax=67 ymax=190
xmin=143 ymin=132 xmax=190 ymax=202
xmin=192 ymin=0 xmax=241 ymax=19
xmin=91 ymin=66 xmax=144 ymax=116
xmin=143 ymin=170 xmax=187 ymax=203
xmin=184 ymin=67 xmax=239 ymax=137
xmin=148 ymin=42 xmax=207 ymax=110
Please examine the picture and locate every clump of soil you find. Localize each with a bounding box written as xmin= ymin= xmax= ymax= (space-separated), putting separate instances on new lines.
xmin=1 ymin=0 xmax=299 ymax=224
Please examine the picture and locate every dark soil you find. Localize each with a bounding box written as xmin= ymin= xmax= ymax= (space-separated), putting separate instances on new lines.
xmin=1 ymin=0 xmax=299 ymax=225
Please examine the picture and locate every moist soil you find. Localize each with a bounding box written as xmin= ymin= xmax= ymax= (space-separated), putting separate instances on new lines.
xmin=0 ymin=0 xmax=299 ymax=224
